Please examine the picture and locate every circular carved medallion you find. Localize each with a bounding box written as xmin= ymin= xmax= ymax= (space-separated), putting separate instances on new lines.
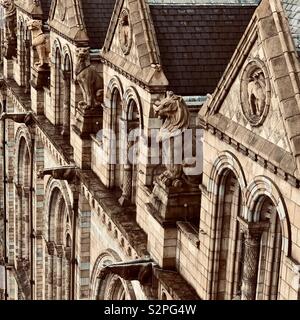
xmin=119 ymin=9 xmax=132 ymax=55
xmin=240 ymin=59 xmax=270 ymax=127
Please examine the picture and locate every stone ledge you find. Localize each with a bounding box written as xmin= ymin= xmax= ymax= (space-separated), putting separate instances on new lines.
xmin=177 ymin=222 xmax=200 ymax=249
xmin=80 ymin=170 xmax=148 ymax=258
xmin=154 ymin=268 xmax=200 ymax=300
xmin=200 ymin=113 xmax=300 ymax=186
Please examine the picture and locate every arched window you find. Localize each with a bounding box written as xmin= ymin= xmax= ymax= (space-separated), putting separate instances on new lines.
xmin=61 ymin=54 xmax=71 ymax=136
xmin=213 ymin=169 xmax=243 ymax=300
xmin=16 ymin=137 xmax=31 ymax=262
xmin=251 ymin=196 xmax=283 ymax=300
xmin=125 ymin=99 xmax=140 ymax=204
xmin=111 ymin=88 xmax=123 ymax=190
xmin=47 ymin=187 xmax=72 ymax=300
xmin=54 ymin=48 xmax=64 ymax=126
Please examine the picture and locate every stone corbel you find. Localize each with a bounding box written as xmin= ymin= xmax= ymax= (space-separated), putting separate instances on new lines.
xmin=46 ymin=241 xmax=57 ymax=256
xmin=99 ymin=259 xmax=158 ymax=299
xmin=38 ymin=166 xmax=78 ymax=184
xmin=0 ymin=111 xmax=34 ymax=126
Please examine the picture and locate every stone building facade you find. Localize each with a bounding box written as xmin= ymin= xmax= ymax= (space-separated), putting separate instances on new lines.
xmin=0 ymin=0 xmax=300 ymax=301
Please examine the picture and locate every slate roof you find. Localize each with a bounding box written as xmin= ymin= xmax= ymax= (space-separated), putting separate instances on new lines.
xmin=282 ymin=0 xmax=300 ymax=54
xmin=81 ymin=0 xmax=116 ymax=49
xmin=149 ymin=3 xmax=258 ymax=96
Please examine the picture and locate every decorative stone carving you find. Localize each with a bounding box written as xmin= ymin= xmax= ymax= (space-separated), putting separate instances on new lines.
xmin=38 ymin=166 xmax=77 ymax=183
xmin=1 ymin=0 xmax=17 ymax=58
xmin=99 ymin=261 xmax=153 ymax=285
xmin=27 ymin=19 xmax=50 ymax=69
xmin=237 ymin=217 xmax=270 ymax=300
xmin=1 ymin=0 xmax=16 ymax=40
xmin=240 ymin=59 xmax=270 ymax=127
xmin=154 ymin=91 xmax=190 ymax=187
xmin=46 ymin=241 xmax=57 ymax=256
xmin=75 ymin=47 xmax=104 ymax=111
xmin=0 ymin=111 xmax=33 ymax=125
xmin=119 ymin=9 xmax=132 ymax=55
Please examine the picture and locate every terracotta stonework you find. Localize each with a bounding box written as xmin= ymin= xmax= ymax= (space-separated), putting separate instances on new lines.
xmin=0 ymin=0 xmax=300 ymax=302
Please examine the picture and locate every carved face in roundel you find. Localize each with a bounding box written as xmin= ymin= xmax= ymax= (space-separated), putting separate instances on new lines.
xmin=119 ymin=9 xmax=132 ymax=55
xmin=240 ymin=59 xmax=270 ymax=127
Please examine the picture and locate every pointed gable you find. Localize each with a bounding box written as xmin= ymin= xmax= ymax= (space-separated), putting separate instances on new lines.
xmin=102 ymin=0 xmax=258 ymax=94
xmin=15 ymin=0 xmax=51 ymax=19
xmin=102 ymin=0 xmax=168 ymax=87
xmin=49 ymin=0 xmax=89 ymax=44
xmin=49 ymin=0 xmax=114 ymax=48
xmin=199 ymin=0 xmax=300 ymax=178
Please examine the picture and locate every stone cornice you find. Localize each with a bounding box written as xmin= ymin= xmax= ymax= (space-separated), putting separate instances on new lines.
xmin=101 ymin=55 xmax=168 ymax=94
xmin=199 ymin=113 xmax=300 ymax=188
xmin=50 ymin=26 xmax=89 ymax=47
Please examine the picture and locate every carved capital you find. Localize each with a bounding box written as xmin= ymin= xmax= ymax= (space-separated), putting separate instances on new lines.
xmin=47 ymin=241 xmax=56 ymax=256
xmin=56 ymin=245 xmax=64 ymax=258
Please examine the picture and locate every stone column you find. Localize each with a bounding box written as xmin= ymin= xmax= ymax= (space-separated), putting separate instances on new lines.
xmin=24 ymin=39 xmax=31 ymax=94
xmin=61 ymin=70 xmax=71 ymax=136
xmin=241 ymin=231 xmax=262 ymax=300
xmin=119 ymin=120 xmax=139 ymax=207
xmin=238 ymin=217 xmax=269 ymax=300
xmin=46 ymin=241 xmax=57 ymax=300
xmin=56 ymin=245 xmax=64 ymax=300
xmin=65 ymin=247 xmax=72 ymax=300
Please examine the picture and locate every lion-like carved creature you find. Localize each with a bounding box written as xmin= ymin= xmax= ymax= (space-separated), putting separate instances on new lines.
xmin=1 ymin=0 xmax=16 ymax=41
xmin=27 ymin=19 xmax=50 ymax=68
xmin=153 ymin=91 xmax=190 ymax=187
xmin=75 ymin=48 xmax=104 ymax=111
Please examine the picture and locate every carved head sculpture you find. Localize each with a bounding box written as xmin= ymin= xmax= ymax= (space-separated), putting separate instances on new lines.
xmin=154 ymin=91 xmax=190 ymax=142
xmin=1 ymin=0 xmax=15 ymax=12
xmin=27 ymin=19 xmax=43 ymax=31
xmin=1 ymin=0 xmax=16 ymax=43
xmin=75 ymin=47 xmax=103 ymax=111
xmin=75 ymin=47 xmax=90 ymax=73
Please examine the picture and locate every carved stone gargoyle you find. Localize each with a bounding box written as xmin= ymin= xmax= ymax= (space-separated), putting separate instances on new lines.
xmin=153 ymin=91 xmax=190 ymax=188
xmin=1 ymin=0 xmax=17 ymax=58
xmin=38 ymin=166 xmax=78 ymax=183
xmin=75 ymin=48 xmax=104 ymax=112
xmin=0 ymin=112 xmax=34 ymax=126
xmin=27 ymin=19 xmax=50 ymax=69
xmin=99 ymin=260 xmax=158 ymax=299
